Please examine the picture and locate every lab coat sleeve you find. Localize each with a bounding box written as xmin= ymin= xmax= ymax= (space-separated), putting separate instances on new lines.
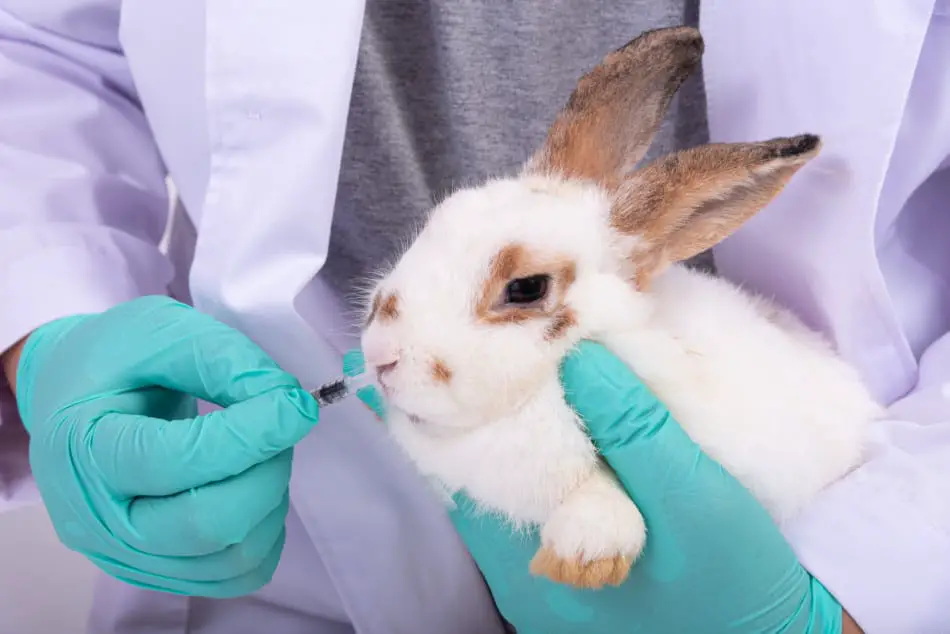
xmin=0 ymin=2 xmax=174 ymax=509
xmin=781 ymin=343 xmax=950 ymax=632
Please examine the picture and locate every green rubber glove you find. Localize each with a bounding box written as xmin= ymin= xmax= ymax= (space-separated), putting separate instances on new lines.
xmin=14 ymin=296 xmax=319 ymax=598
xmin=449 ymin=341 xmax=844 ymax=634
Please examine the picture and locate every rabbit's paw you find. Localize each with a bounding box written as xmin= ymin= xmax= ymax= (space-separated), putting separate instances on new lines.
xmin=530 ymin=493 xmax=646 ymax=589
xmin=529 ymin=547 xmax=633 ymax=589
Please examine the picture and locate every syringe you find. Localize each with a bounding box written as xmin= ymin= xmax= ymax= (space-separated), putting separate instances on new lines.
xmin=309 ymin=371 xmax=376 ymax=407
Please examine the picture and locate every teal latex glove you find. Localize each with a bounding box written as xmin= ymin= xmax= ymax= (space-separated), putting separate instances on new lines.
xmin=14 ymin=296 xmax=319 ymax=598
xmin=449 ymin=341 xmax=844 ymax=634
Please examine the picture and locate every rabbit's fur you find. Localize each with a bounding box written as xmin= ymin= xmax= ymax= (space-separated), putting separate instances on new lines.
xmin=359 ymin=26 xmax=882 ymax=589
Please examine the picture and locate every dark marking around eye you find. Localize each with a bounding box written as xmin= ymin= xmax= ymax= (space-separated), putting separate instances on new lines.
xmin=545 ymin=308 xmax=577 ymax=340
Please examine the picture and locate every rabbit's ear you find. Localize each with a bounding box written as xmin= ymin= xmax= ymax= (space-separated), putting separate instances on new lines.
xmin=613 ymin=135 xmax=822 ymax=289
xmin=525 ymin=26 xmax=703 ymax=190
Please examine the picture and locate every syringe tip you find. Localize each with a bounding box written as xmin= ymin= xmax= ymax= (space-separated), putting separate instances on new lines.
xmin=310 ymin=372 xmax=376 ymax=408
xmin=313 ymin=379 xmax=348 ymax=406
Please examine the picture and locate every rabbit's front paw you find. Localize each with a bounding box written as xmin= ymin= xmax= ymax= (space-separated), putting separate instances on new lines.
xmin=530 ymin=492 xmax=646 ymax=589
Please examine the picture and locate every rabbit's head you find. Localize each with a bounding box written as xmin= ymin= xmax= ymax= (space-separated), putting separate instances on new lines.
xmin=360 ymin=26 xmax=820 ymax=428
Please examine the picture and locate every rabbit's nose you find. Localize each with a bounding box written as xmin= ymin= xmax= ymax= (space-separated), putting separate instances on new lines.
xmin=361 ymin=333 xmax=401 ymax=370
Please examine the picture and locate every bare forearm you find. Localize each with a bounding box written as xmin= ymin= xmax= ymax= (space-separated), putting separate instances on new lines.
xmin=1 ymin=336 xmax=27 ymax=394
xmin=842 ymin=610 xmax=862 ymax=634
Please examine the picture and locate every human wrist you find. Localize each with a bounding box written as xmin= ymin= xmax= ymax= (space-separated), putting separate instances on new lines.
xmin=2 ymin=312 xmax=99 ymax=396
xmin=799 ymin=574 xmax=864 ymax=634
xmin=841 ymin=610 xmax=862 ymax=634
xmin=1 ymin=336 xmax=28 ymax=393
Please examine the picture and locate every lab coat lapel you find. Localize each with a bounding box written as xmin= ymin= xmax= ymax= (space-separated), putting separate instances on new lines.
xmin=199 ymin=5 xmax=500 ymax=633
xmin=196 ymin=0 xmax=365 ymax=378
xmin=700 ymin=1 xmax=935 ymax=402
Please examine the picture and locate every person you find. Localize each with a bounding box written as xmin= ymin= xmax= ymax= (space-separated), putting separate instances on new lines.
xmin=0 ymin=0 xmax=946 ymax=632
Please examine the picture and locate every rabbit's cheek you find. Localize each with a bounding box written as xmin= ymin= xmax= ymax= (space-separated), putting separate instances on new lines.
xmin=566 ymin=273 xmax=652 ymax=335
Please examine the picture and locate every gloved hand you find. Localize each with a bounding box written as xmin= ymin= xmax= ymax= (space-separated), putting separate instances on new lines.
xmin=13 ymin=296 xmax=319 ymax=598
xmin=449 ymin=341 xmax=845 ymax=634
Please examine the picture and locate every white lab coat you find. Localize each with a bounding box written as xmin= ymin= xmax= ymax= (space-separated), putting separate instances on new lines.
xmin=0 ymin=1 xmax=947 ymax=632
xmin=704 ymin=2 xmax=950 ymax=631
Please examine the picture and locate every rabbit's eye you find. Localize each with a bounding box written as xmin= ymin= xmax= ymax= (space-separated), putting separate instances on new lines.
xmin=505 ymin=275 xmax=550 ymax=305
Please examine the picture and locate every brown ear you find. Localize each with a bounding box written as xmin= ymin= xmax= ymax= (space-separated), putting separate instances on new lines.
xmin=611 ymin=134 xmax=822 ymax=288
xmin=525 ymin=26 xmax=704 ymax=190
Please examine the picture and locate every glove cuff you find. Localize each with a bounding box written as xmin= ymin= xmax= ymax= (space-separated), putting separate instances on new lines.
xmin=16 ymin=314 xmax=97 ymax=432
xmin=802 ymin=575 xmax=844 ymax=634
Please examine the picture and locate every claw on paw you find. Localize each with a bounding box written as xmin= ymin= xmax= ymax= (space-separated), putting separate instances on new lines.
xmin=529 ymin=546 xmax=632 ymax=589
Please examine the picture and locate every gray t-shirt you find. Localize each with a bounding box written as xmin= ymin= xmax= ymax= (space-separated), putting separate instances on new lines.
xmin=323 ymin=0 xmax=708 ymax=314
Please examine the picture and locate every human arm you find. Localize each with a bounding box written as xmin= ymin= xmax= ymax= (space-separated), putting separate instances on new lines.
xmin=0 ymin=0 xmax=173 ymax=506
xmin=843 ymin=612 xmax=862 ymax=634
xmin=1 ymin=336 xmax=24 ymax=393
xmin=0 ymin=3 xmax=321 ymax=598
xmin=11 ymin=295 xmax=320 ymax=596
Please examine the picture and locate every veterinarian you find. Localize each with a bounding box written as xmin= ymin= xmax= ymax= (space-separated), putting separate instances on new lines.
xmin=0 ymin=1 xmax=945 ymax=633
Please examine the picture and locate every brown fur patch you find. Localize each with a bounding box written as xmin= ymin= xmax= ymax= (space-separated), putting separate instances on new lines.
xmin=525 ymin=26 xmax=703 ymax=191
xmin=475 ymin=244 xmax=534 ymax=325
xmin=378 ymin=292 xmax=399 ymax=321
xmin=560 ymin=261 xmax=577 ymax=288
xmin=475 ymin=244 xmax=577 ymax=327
xmin=431 ymin=358 xmax=453 ymax=384
xmin=529 ymin=546 xmax=632 ymax=589
xmin=545 ymin=308 xmax=577 ymax=340
xmin=611 ymin=135 xmax=821 ymax=288
xmin=490 ymin=244 xmax=525 ymax=286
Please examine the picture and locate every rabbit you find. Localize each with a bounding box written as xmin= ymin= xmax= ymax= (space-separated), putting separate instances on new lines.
xmin=358 ymin=26 xmax=883 ymax=591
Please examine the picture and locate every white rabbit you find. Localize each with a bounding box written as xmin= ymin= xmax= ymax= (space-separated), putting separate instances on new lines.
xmin=359 ymin=26 xmax=883 ymax=590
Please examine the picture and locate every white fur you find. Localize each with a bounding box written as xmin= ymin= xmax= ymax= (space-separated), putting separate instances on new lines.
xmin=362 ymin=174 xmax=882 ymax=571
xmin=388 ymin=372 xmax=648 ymax=562
xmin=576 ymin=268 xmax=881 ymax=522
